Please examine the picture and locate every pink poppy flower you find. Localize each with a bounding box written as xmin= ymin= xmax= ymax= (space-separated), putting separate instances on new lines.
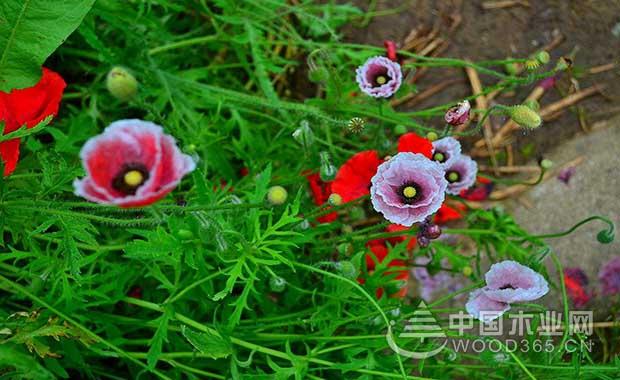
xmin=445 ymin=100 xmax=471 ymax=126
xmin=74 ymin=119 xmax=195 ymax=207
xmin=370 ymin=152 xmax=447 ymax=227
xmin=444 ymin=154 xmax=478 ymax=195
xmin=355 ymin=56 xmax=402 ymax=98
xmin=465 ymin=289 xmax=511 ymax=322
xmin=431 ymin=136 xmax=461 ymax=166
xmin=482 ymin=260 xmax=549 ymax=303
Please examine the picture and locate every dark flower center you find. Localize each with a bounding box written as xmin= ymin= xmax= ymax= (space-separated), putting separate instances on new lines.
xmin=433 ymin=151 xmax=446 ymax=163
xmin=446 ymin=170 xmax=460 ymax=183
xmin=499 ymin=284 xmax=516 ymax=290
xmin=112 ymin=163 xmax=150 ymax=195
xmin=398 ymin=182 xmax=422 ymax=204
xmin=372 ymin=68 xmax=391 ymax=87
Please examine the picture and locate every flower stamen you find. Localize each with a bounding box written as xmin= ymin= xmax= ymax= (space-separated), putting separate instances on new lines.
xmin=446 ymin=171 xmax=460 ymax=183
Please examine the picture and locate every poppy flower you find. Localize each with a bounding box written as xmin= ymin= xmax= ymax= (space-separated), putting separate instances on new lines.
xmin=74 ymin=119 xmax=196 ymax=207
xmin=370 ymin=152 xmax=447 ymax=227
xmin=434 ymin=203 xmax=463 ymax=225
xmin=383 ymin=40 xmax=400 ymax=63
xmin=306 ymin=172 xmax=337 ymax=223
xmin=385 ymin=224 xmax=417 ymax=250
xmin=431 ymin=136 xmax=461 ymax=166
xmin=445 ymin=100 xmax=471 ymax=126
xmin=444 ymin=154 xmax=478 ymax=196
xmin=331 ymin=150 xmax=382 ymax=203
xmin=0 ymin=68 xmax=66 ymax=176
xmin=564 ymin=268 xmax=590 ymax=307
xmin=465 ymin=289 xmax=511 ymax=322
xmin=355 ymin=56 xmax=403 ymax=98
xmin=460 ymin=176 xmax=494 ymax=201
xmin=599 ymin=257 xmax=620 ymax=296
xmin=397 ymin=132 xmax=433 ymax=158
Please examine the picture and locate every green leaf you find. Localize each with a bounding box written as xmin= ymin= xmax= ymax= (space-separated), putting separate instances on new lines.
xmin=146 ymin=308 xmax=172 ymax=369
xmin=181 ymin=325 xmax=232 ymax=359
xmin=0 ymin=0 xmax=96 ymax=91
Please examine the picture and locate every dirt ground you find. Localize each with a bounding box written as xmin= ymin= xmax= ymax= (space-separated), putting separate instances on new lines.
xmin=344 ymin=0 xmax=620 ymax=161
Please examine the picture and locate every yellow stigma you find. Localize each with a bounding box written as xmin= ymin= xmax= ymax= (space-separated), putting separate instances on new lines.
xmin=376 ymin=75 xmax=387 ymax=85
xmin=433 ymin=152 xmax=445 ymax=162
xmin=124 ymin=170 xmax=144 ymax=187
xmin=402 ymin=186 xmax=417 ymax=198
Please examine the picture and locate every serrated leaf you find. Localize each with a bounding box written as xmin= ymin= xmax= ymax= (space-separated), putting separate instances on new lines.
xmin=0 ymin=0 xmax=96 ymax=91
xmin=181 ymin=325 xmax=232 ymax=359
xmin=146 ymin=308 xmax=171 ymax=369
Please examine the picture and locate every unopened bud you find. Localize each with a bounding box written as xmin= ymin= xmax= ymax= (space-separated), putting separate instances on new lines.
xmin=424 ymin=224 xmax=442 ymax=240
xmin=393 ymin=124 xmax=407 ymax=135
xmin=426 ymin=131 xmax=439 ymax=141
xmin=462 ymin=266 xmax=473 ymax=277
xmin=292 ymin=120 xmax=314 ymax=149
xmin=417 ymin=236 xmax=430 ymax=248
xmin=267 ymin=186 xmax=288 ymax=205
xmin=319 ymin=151 xmax=337 ymax=181
xmin=555 ymin=57 xmax=573 ymax=71
xmin=106 ymin=66 xmax=138 ymax=101
xmin=269 ymin=276 xmax=287 ymax=292
xmin=336 ymin=261 xmax=357 ymax=279
xmin=597 ymin=229 xmax=614 ymax=244
xmin=504 ymin=59 xmax=519 ymax=76
xmin=308 ymin=66 xmax=330 ymax=83
xmin=445 ymin=100 xmax=471 ymax=126
xmin=337 ymin=243 xmax=354 ymax=256
xmin=540 ymin=159 xmax=553 ymax=169
xmin=523 ymin=99 xmax=540 ymax=112
xmin=535 ymin=51 xmax=550 ymax=65
xmin=176 ymin=229 xmax=194 ymax=240
xmin=508 ymin=105 xmax=542 ymax=129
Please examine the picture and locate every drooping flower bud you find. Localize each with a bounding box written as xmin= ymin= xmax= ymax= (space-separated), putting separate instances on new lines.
xmin=539 ymin=159 xmax=553 ymax=170
xmin=347 ymin=117 xmax=365 ymax=134
xmin=319 ymin=151 xmax=337 ymax=181
xmin=426 ymin=131 xmax=439 ymax=142
xmin=292 ymin=120 xmax=314 ymax=148
xmin=269 ymin=276 xmax=287 ymax=292
xmin=554 ymin=57 xmax=573 ymax=71
xmin=106 ymin=66 xmax=138 ymax=101
xmin=445 ymin=100 xmax=471 ymax=126
xmin=336 ymin=261 xmax=357 ymax=279
xmin=424 ymin=224 xmax=442 ymax=240
xmin=267 ymin=185 xmax=288 ymax=205
xmin=504 ymin=58 xmax=519 ymax=75
xmin=597 ymin=229 xmax=615 ymax=244
xmin=508 ymin=105 xmax=542 ymax=129
xmin=417 ymin=236 xmax=430 ymax=248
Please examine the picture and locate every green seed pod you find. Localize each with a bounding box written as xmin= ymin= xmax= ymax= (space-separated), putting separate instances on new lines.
xmin=508 ymin=105 xmax=542 ymax=129
xmin=106 ymin=66 xmax=138 ymax=101
xmin=308 ymin=66 xmax=330 ymax=83
xmin=393 ymin=124 xmax=407 ymax=135
xmin=267 ymin=185 xmax=288 ymax=205
xmin=347 ymin=117 xmax=365 ymax=134
xmin=336 ymin=261 xmax=357 ymax=279
xmin=535 ymin=51 xmax=550 ymax=64
xmin=426 ymin=131 xmax=439 ymax=142
xmin=269 ymin=276 xmax=287 ymax=292
xmin=328 ymin=193 xmax=343 ymax=206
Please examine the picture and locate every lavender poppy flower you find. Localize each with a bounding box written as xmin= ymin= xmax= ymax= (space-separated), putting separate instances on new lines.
xmin=482 ymin=260 xmax=549 ymax=303
xmin=431 ymin=137 xmax=461 ymax=166
xmin=599 ymin=257 xmax=620 ymax=296
xmin=413 ymin=257 xmax=463 ymax=301
xmin=355 ymin=56 xmax=402 ymax=98
xmin=370 ymin=153 xmax=447 ymax=227
xmin=465 ymin=289 xmax=511 ymax=322
xmin=443 ymin=154 xmax=478 ymax=195
xmin=445 ymin=100 xmax=471 ymax=126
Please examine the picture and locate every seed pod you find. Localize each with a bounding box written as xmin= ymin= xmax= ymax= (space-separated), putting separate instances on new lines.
xmin=106 ymin=66 xmax=138 ymax=101
xmin=426 ymin=131 xmax=439 ymax=141
xmin=267 ymin=185 xmax=288 ymax=205
xmin=347 ymin=117 xmax=365 ymax=134
xmin=328 ymin=193 xmax=343 ymax=206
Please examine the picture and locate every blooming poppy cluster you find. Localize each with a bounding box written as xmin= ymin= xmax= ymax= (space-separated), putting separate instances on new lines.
xmin=466 ymin=261 xmax=549 ymax=322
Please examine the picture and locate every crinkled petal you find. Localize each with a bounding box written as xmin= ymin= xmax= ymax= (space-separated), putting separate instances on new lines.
xmin=445 ymin=154 xmax=478 ymax=195
xmin=466 ymin=289 xmax=510 ymax=322
xmin=397 ymin=132 xmax=433 ymax=158
xmin=355 ymin=56 xmax=403 ymax=98
xmin=483 ymin=260 xmax=549 ymax=303
xmin=331 ymin=150 xmax=382 ymax=203
xmin=431 ymin=137 xmax=461 ymax=166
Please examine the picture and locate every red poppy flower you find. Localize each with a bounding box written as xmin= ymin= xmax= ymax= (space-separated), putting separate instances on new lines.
xmin=434 ymin=203 xmax=464 ymax=225
xmin=74 ymin=119 xmax=196 ymax=207
xmin=0 ymin=68 xmax=66 ymax=176
xmin=397 ymin=132 xmax=433 ymax=158
xmin=385 ymin=224 xmax=417 ymax=250
xmin=564 ymin=268 xmax=590 ymax=308
xmin=331 ymin=150 xmax=383 ymax=203
xmin=306 ymin=172 xmax=337 ymax=223
xmin=384 ymin=40 xmax=401 ymax=63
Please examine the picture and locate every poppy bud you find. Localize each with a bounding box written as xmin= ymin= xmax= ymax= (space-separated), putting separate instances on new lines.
xmin=445 ymin=100 xmax=471 ymax=126
xmin=267 ymin=185 xmax=288 ymax=205
xmin=341 ymin=225 xmax=353 ymax=234
xmin=555 ymin=57 xmax=573 ymax=71
xmin=347 ymin=117 xmax=365 ymax=134
xmin=426 ymin=131 xmax=439 ymax=142
xmin=319 ymin=152 xmax=337 ymax=181
xmin=337 ymin=243 xmax=353 ymax=256
xmin=292 ymin=120 xmax=314 ymax=148
xmin=504 ymin=60 xmax=519 ymax=75
xmin=597 ymin=229 xmax=614 ymax=244
xmin=269 ymin=276 xmax=287 ymax=292
xmin=523 ymin=99 xmax=540 ymax=112
xmin=106 ymin=66 xmax=138 ymax=101
xmin=336 ymin=261 xmax=357 ymax=279
xmin=424 ymin=224 xmax=442 ymax=240
xmin=393 ymin=124 xmax=407 ymax=135
xmin=462 ymin=266 xmax=473 ymax=277
xmin=176 ymin=229 xmax=194 ymax=240
xmin=308 ymin=66 xmax=330 ymax=83
xmin=417 ymin=236 xmax=430 ymax=248
xmin=508 ymin=105 xmax=542 ymax=129
xmin=328 ymin=193 xmax=343 ymax=206
xmin=539 ymin=159 xmax=553 ymax=170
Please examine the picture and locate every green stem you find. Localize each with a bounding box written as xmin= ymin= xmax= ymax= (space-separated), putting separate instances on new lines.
xmin=148 ymin=35 xmax=220 ymax=55
xmin=529 ymin=215 xmax=614 ymax=241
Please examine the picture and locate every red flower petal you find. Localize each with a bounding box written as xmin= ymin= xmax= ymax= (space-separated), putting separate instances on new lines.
xmin=0 ymin=68 xmax=66 ymax=176
xmin=385 ymin=224 xmax=417 ymax=250
xmin=331 ymin=150 xmax=382 ymax=203
xmin=384 ymin=40 xmax=398 ymax=62
xmin=434 ymin=203 xmax=463 ymax=225
xmin=306 ymin=172 xmax=337 ymax=223
xmin=397 ymin=132 xmax=433 ymax=158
